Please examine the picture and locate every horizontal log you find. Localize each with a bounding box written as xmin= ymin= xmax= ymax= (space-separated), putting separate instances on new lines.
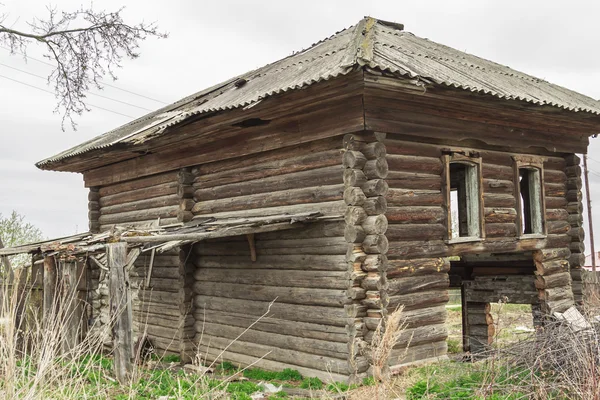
xmin=535 ymin=259 xmax=570 ymax=275
xmin=99 ymin=172 xmax=178 ymax=197
xmin=387 ymin=274 xmax=449 ymax=296
xmin=484 ymin=208 xmax=517 ymax=224
xmin=482 ymin=164 xmax=513 ymax=180
xmin=546 ymin=196 xmax=568 ymax=209
xmin=484 ymin=223 xmax=516 ymax=238
xmin=383 ymin=138 xmax=442 ymax=158
xmin=192 ymin=184 xmax=344 ymax=214
xmin=100 ymin=182 xmax=178 ymax=207
xmin=388 ymin=234 xmax=571 ymax=259
xmin=194 ymin=295 xmax=346 ymax=326
xmin=259 ymin=221 xmax=345 ymax=240
xmin=387 ymin=206 xmax=445 ymax=224
xmin=193 ymin=138 xmax=341 ymax=182
xmin=386 ymin=224 xmax=446 ymax=241
xmin=192 ymin=282 xmax=349 ymax=307
xmin=384 ymin=323 xmax=447 ymax=348
xmin=483 ymin=193 xmax=515 ymax=208
xmin=388 ymin=289 xmax=449 ymax=311
xmin=386 ymin=155 xmax=443 ymax=175
xmin=98 ymin=205 xmax=179 ymax=225
xmin=546 ymin=208 xmax=569 ymax=222
xmin=545 ymin=183 xmax=566 ymax=198
xmin=195 ymin=333 xmax=349 ymax=373
xmin=387 ymin=258 xmax=450 ymax=278
xmin=195 ymin=322 xmax=347 ymax=359
xmin=193 ymin=269 xmax=347 ymax=290
xmin=535 ymin=272 xmax=571 ymax=289
xmin=194 ymin=254 xmax=347 ymax=271
xmin=386 ymin=171 xmax=441 ymax=191
xmin=390 ymin=340 xmax=447 ymax=368
xmin=100 ymin=194 xmax=179 ymax=216
xmin=196 ymin=341 xmax=348 ymax=382
xmin=387 ymin=189 xmax=443 ymax=207
xmin=193 ymin=310 xmax=347 ymax=343
xmin=194 ymin=165 xmax=342 ymax=202
xmin=547 ymin=220 xmax=570 ymax=235
xmin=191 ymin=200 xmax=346 ymax=221
xmin=483 ymin=179 xmax=514 ymax=194
xmin=533 ymin=248 xmax=571 ymax=262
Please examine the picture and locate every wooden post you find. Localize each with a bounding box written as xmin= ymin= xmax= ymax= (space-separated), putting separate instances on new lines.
xmin=583 ymin=155 xmax=596 ymax=272
xmin=108 ymin=242 xmax=133 ymax=384
xmin=43 ymin=256 xmax=57 ymax=325
xmin=60 ymin=259 xmax=79 ymax=355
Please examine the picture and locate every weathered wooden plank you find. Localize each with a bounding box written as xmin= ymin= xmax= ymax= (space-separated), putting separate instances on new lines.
xmin=108 ymin=243 xmax=133 ymax=384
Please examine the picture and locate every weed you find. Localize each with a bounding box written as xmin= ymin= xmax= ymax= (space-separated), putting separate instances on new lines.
xmin=300 ymin=376 xmax=323 ymax=390
xmin=447 ymin=338 xmax=462 ymax=354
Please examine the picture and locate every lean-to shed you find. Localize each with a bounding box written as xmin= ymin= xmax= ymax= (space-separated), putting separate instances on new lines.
xmin=25 ymin=17 xmax=600 ymax=380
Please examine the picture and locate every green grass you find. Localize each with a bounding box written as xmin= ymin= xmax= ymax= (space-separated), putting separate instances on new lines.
xmin=300 ymin=377 xmax=323 ymax=390
xmin=447 ymin=338 xmax=462 ymax=354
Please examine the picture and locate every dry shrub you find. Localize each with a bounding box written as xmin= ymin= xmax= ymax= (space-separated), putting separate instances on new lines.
xmin=349 ymin=306 xmax=409 ymax=400
xmin=0 ymin=269 xmax=112 ymax=399
xmin=500 ymin=315 xmax=600 ymax=399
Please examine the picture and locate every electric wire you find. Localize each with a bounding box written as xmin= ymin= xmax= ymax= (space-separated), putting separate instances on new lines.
xmin=0 ymin=62 xmax=153 ymax=111
xmin=0 ymin=73 xmax=135 ymax=118
xmin=0 ymin=45 xmax=167 ymax=104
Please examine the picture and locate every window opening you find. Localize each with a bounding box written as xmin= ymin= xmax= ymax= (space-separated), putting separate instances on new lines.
xmin=449 ymin=162 xmax=480 ymax=239
xmin=519 ymin=168 xmax=543 ymax=235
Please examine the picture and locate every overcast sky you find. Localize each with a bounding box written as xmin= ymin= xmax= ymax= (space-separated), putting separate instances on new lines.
xmin=1 ymin=0 xmax=600 ymax=254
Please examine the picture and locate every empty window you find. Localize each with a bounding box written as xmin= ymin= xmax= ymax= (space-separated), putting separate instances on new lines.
xmin=518 ymin=167 xmax=543 ymax=235
xmin=448 ymin=162 xmax=481 ymax=239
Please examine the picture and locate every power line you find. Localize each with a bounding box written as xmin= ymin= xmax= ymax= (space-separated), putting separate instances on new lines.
xmin=0 ymin=62 xmax=153 ymax=111
xmin=0 ymin=45 xmax=168 ymax=104
xmin=0 ymin=73 xmax=135 ymax=119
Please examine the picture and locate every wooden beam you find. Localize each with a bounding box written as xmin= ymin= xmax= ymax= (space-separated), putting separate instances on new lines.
xmin=42 ymin=256 xmax=57 ymax=326
xmin=107 ymin=243 xmax=133 ymax=384
xmin=60 ymin=259 xmax=79 ymax=355
xmin=120 ymin=221 xmax=306 ymax=243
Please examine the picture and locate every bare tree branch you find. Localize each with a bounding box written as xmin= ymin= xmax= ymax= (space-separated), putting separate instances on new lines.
xmin=0 ymin=5 xmax=167 ymax=129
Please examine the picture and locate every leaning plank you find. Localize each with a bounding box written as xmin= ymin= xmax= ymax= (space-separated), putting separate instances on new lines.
xmin=108 ymin=243 xmax=133 ymax=384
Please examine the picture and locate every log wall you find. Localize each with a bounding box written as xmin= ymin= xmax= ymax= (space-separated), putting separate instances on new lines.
xmin=381 ymin=134 xmax=573 ymax=366
xmin=190 ymin=136 xmax=350 ymax=382
xmin=96 ymin=171 xmax=180 ymax=231
xmin=92 ymin=171 xmax=188 ymax=355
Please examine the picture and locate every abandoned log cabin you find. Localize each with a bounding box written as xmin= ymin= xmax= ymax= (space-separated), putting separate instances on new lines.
xmin=7 ymin=17 xmax=600 ymax=381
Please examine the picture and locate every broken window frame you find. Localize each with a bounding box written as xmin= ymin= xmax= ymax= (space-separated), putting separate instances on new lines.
xmin=513 ymin=155 xmax=547 ymax=238
xmin=442 ymin=151 xmax=484 ymax=244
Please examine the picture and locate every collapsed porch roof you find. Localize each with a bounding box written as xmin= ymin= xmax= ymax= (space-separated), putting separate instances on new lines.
xmin=0 ymin=212 xmax=336 ymax=259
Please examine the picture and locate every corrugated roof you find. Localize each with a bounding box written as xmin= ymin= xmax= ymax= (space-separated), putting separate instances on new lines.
xmin=38 ymin=17 xmax=600 ymax=170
